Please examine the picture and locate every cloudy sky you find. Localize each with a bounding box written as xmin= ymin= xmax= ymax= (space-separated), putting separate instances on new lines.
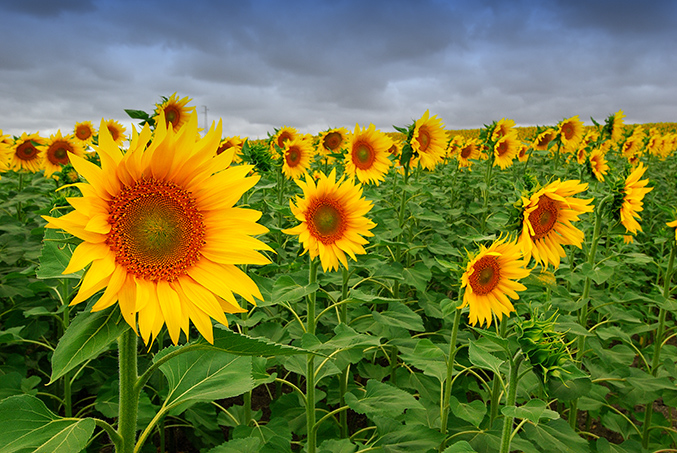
xmin=1 ymin=0 xmax=676 ymax=140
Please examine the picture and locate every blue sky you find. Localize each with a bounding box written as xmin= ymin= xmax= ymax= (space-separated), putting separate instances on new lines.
xmin=1 ymin=0 xmax=676 ymax=139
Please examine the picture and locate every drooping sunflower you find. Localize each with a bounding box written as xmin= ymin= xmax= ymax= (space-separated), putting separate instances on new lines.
xmin=460 ymin=236 xmax=530 ymax=328
xmin=493 ymin=133 xmax=520 ymax=169
xmin=73 ymin=121 xmax=96 ymax=146
xmin=344 ymin=123 xmax=393 ymax=185
xmin=11 ymin=132 xmax=46 ymax=173
xmin=491 ymin=118 xmax=516 ymax=141
xmin=610 ymin=110 xmax=626 ymax=144
xmin=558 ymin=116 xmax=584 ymax=152
xmin=42 ymin=111 xmax=272 ymax=345
xmin=588 ymin=147 xmax=609 ymax=182
xmin=533 ymin=128 xmax=557 ymax=151
xmin=410 ymin=110 xmax=447 ymax=170
xmin=154 ymin=93 xmax=195 ymax=131
xmin=518 ymin=179 xmax=594 ymax=268
xmin=43 ymin=131 xmax=86 ymax=178
xmin=104 ymin=119 xmax=127 ymax=145
xmin=283 ymin=169 xmax=376 ymax=272
xmin=282 ymin=136 xmax=314 ymax=179
xmin=619 ymin=162 xmax=653 ymax=238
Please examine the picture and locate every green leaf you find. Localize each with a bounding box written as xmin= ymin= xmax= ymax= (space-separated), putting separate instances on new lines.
xmin=205 ymin=325 xmax=311 ymax=356
xmin=468 ymin=340 xmax=504 ymax=374
xmin=401 ymin=262 xmax=432 ymax=293
xmin=522 ymin=418 xmax=588 ymax=453
xmin=0 ymin=394 xmax=95 ymax=453
xmin=50 ymin=304 xmax=130 ymax=383
xmin=374 ymin=423 xmax=445 ymax=452
xmin=442 ymin=441 xmax=477 ymax=452
xmin=449 ymin=396 xmax=487 ymax=427
xmin=398 ymin=338 xmax=447 ymax=383
xmin=372 ymin=302 xmax=425 ymax=332
xmin=124 ymin=109 xmax=151 ymax=120
xmin=271 ymin=274 xmax=319 ymax=303
xmin=317 ymin=438 xmax=357 ymax=453
xmin=207 ymin=437 xmax=262 ymax=453
xmin=345 ymin=379 xmax=424 ymax=419
xmin=157 ymin=349 xmax=254 ymax=415
xmin=231 ymin=417 xmax=292 ymax=452
xmin=36 ymin=228 xmax=82 ymax=280
xmin=501 ymin=399 xmax=560 ymax=424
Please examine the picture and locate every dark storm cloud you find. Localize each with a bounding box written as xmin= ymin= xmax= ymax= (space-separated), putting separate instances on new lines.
xmin=0 ymin=0 xmax=675 ymax=139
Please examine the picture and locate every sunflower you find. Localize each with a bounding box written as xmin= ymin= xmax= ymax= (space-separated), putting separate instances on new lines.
xmin=410 ymin=110 xmax=447 ymax=170
xmin=493 ymin=133 xmax=520 ymax=169
xmin=610 ymin=110 xmax=626 ymax=144
xmin=217 ymin=136 xmax=244 ymax=163
xmin=344 ymin=123 xmax=393 ymax=185
xmin=154 ymin=93 xmax=195 ymax=131
xmin=558 ymin=116 xmax=584 ymax=152
xmin=575 ymin=145 xmax=587 ymax=165
xmin=318 ymin=127 xmax=349 ymax=155
xmin=42 ymin=111 xmax=272 ymax=345
xmin=104 ymin=119 xmax=127 ymax=145
xmin=517 ymin=143 xmax=529 ymax=162
xmin=457 ymin=139 xmax=480 ymax=170
xmin=283 ymin=169 xmax=375 ymax=271
xmin=11 ymin=132 xmax=46 ymax=173
xmin=588 ymin=147 xmax=609 ymax=182
xmin=518 ymin=179 xmax=594 ymax=268
xmin=73 ymin=121 xmax=96 ymax=146
xmin=43 ymin=131 xmax=85 ymax=178
xmin=269 ymin=126 xmax=298 ymax=158
xmin=446 ymin=135 xmax=464 ymax=159
xmin=619 ymin=162 xmax=653 ymax=238
xmin=621 ymin=127 xmax=645 ymax=160
xmin=533 ymin=128 xmax=557 ymax=151
xmin=491 ymin=118 xmax=516 ymax=141
xmin=282 ymin=136 xmax=314 ymax=179
xmin=460 ymin=236 xmax=530 ymax=328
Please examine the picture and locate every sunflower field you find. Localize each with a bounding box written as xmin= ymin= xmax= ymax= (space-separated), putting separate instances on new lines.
xmin=0 ymin=95 xmax=676 ymax=453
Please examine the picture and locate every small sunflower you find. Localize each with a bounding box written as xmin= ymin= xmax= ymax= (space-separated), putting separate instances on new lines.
xmin=344 ymin=123 xmax=393 ymax=185
xmin=282 ymin=136 xmax=314 ymax=180
xmin=460 ymin=236 xmax=530 ymax=328
xmin=318 ymin=127 xmax=349 ymax=155
xmin=269 ymin=126 xmax=298 ymax=158
xmin=491 ymin=118 xmax=516 ymax=141
xmin=575 ymin=145 xmax=587 ymax=165
xmin=517 ymin=144 xmax=529 ymax=162
xmin=620 ymin=162 xmax=653 ymax=238
xmin=44 ymin=131 xmax=85 ymax=178
xmin=11 ymin=132 xmax=46 ymax=173
xmin=588 ymin=147 xmax=609 ymax=182
xmin=610 ymin=110 xmax=626 ymax=144
xmin=446 ymin=135 xmax=464 ymax=159
xmin=104 ymin=119 xmax=127 ymax=145
xmin=558 ymin=116 xmax=584 ymax=152
xmin=518 ymin=179 xmax=594 ymax=268
xmin=410 ymin=110 xmax=447 ymax=170
xmin=0 ymin=131 xmax=11 ymax=174
xmin=42 ymin=111 xmax=272 ymax=345
xmin=457 ymin=139 xmax=480 ymax=170
xmin=73 ymin=121 xmax=96 ymax=146
xmin=493 ymin=133 xmax=520 ymax=169
xmin=283 ymin=169 xmax=376 ymax=272
xmin=154 ymin=93 xmax=195 ymax=131
xmin=533 ymin=129 xmax=557 ymax=151
xmin=217 ymin=136 xmax=244 ymax=163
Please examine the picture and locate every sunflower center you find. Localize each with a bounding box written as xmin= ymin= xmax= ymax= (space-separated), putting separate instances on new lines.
xmin=353 ymin=142 xmax=376 ymax=169
xmin=323 ymin=132 xmax=342 ymax=151
xmin=286 ymin=146 xmax=301 ymax=166
xmin=76 ymin=126 xmax=92 ymax=140
xmin=48 ymin=142 xmax=72 ymax=165
xmin=460 ymin=146 xmax=472 ymax=159
xmin=277 ymin=131 xmax=293 ymax=148
xmin=16 ymin=141 xmax=38 ymax=160
xmin=108 ymin=126 xmax=120 ymax=142
xmin=496 ymin=141 xmax=508 ymax=157
xmin=164 ymin=106 xmax=180 ymax=127
xmin=562 ymin=124 xmax=574 ymax=140
xmin=106 ymin=178 xmax=205 ymax=282
xmin=469 ymin=255 xmax=501 ymax=295
xmin=307 ymin=199 xmax=346 ymax=244
xmin=417 ymin=127 xmax=431 ymax=152
xmin=529 ymin=195 xmax=559 ymax=241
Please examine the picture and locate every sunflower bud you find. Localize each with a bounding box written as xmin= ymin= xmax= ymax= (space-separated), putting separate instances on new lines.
xmin=517 ymin=313 xmax=572 ymax=384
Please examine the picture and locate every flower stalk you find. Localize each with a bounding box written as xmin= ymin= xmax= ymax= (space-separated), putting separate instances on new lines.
xmin=117 ymin=329 xmax=139 ymax=453
xmin=439 ymin=305 xmax=462 ymax=451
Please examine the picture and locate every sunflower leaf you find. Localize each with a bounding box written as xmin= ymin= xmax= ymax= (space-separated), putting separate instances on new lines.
xmin=202 ymin=325 xmax=314 ymax=357
xmin=36 ymin=227 xmax=82 ymax=280
xmin=0 ymin=394 xmax=95 ymax=453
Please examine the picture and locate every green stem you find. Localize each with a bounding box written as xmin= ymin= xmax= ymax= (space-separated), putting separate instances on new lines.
xmin=490 ymin=320 xmax=508 ymax=425
xmin=480 ymin=151 xmax=495 ymax=233
xmin=394 ymin=166 xmax=410 ymax=299
xmin=339 ymin=266 xmax=350 ymax=438
xmin=306 ymin=258 xmax=319 ymax=453
xmin=642 ymin=240 xmax=676 ymax=448
xmin=499 ymin=354 xmax=524 ymax=453
xmin=439 ymin=306 xmax=463 ymax=451
xmin=117 ymin=329 xmax=139 ymax=453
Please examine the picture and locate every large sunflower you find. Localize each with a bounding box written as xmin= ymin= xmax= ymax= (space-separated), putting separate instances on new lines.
xmin=619 ymin=162 xmax=653 ymax=238
xmin=104 ymin=119 xmax=127 ymax=145
xmin=558 ymin=116 xmax=584 ymax=152
xmin=518 ymin=179 xmax=594 ymax=268
xmin=460 ymin=236 xmax=530 ymax=328
xmin=344 ymin=123 xmax=393 ymax=185
xmin=282 ymin=136 xmax=314 ymax=180
xmin=154 ymin=93 xmax=195 ymax=131
xmin=283 ymin=169 xmax=375 ymax=272
xmin=411 ymin=110 xmax=447 ymax=170
xmin=11 ymin=132 xmax=46 ymax=173
xmin=42 ymin=111 xmax=272 ymax=345
xmin=73 ymin=121 xmax=96 ymax=146
xmin=493 ymin=133 xmax=520 ymax=169
xmin=44 ymin=131 xmax=85 ymax=178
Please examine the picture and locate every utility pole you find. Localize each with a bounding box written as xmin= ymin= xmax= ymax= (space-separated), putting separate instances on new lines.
xmin=201 ymin=105 xmax=209 ymax=135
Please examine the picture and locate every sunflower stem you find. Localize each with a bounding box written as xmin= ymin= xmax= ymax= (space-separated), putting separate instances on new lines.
xmin=339 ymin=266 xmax=350 ymax=438
xmin=117 ymin=329 xmax=139 ymax=453
xmin=642 ymin=239 xmax=676 ymax=448
xmin=481 ymin=151 xmax=495 ymax=233
xmin=499 ymin=354 xmax=524 ymax=453
xmin=394 ymin=165 xmax=410 ymax=299
xmin=306 ymin=258 xmax=320 ymax=453
xmin=490 ymin=320 xmax=508 ymax=425
xmin=439 ymin=305 xmax=463 ymax=452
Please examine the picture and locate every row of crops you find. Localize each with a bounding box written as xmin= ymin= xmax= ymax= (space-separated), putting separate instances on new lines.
xmin=0 ymin=94 xmax=676 ymax=452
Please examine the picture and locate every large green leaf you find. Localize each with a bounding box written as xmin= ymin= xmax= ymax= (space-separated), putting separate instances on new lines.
xmin=157 ymin=348 xmax=254 ymax=415
xmin=205 ymin=325 xmax=312 ymax=356
xmin=468 ymin=340 xmax=504 ymax=374
xmin=522 ymin=418 xmax=588 ymax=453
xmin=50 ymin=304 xmax=130 ymax=383
xmin=36 ymin=227 xmax=81 ymax=280
xmin=270 ymin=274 xmax=319 ymax=303
xmin=0 ymin=394 xmax=95 ymax=453
xmin=372 ymin=302 xmax=425 ymax=332
xmin=449 ymin=396 xmax=487 ymax=427
xmin=501 ymin=399 xmax=560 ymax=424
xmin=345 ymin=379 xmax=424 ymax=419
xmin=372 ymin=421 xmax=445 ymax=453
